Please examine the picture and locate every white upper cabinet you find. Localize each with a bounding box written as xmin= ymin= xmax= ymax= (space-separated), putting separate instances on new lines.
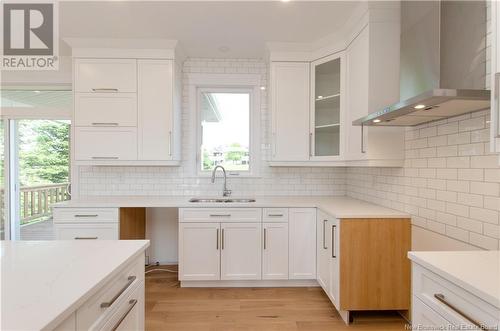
xmin=270 ymin=62 xmax=311 ymax=162
xmin=74 ymin=59 xmax=137 ymax=93
xmin=72 ymin=54 xmax=182 ymax=165
xmin=311 ymin=53 xmax=344 ymax=161
xmin=344 ymin=20 xmax=404 ymax=166
xmin=138 ymin=59 xmax=175 ymax=161
xmin=268 ymin=3 xmax=404 ymax=166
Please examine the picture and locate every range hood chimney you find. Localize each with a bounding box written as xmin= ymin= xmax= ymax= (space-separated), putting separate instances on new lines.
xmin=353 ymin=0 xmax=490 ymax=127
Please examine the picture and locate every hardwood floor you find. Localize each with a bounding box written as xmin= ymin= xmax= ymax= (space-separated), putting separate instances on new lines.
xmin=145 ymin=266 xmax=408 ymax=331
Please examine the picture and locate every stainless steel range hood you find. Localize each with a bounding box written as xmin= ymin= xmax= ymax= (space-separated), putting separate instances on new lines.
xmin=353 ymin=1 xmax=490 ymax=127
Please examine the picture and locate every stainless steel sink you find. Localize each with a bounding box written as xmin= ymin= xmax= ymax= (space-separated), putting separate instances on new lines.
xmin=189 ymin=198 xmax=256 ymax=203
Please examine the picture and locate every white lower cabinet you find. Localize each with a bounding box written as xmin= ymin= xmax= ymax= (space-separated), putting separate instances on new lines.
xmin=262 ymin=222 xmax=288 ymax=280
xmin=412 ymin=296 xmax=453 ymax=330
xmin=179 ymin=207 xmax=316 ymax=283
xmin=221 ymin=222 xmax=262 ymax=280
xmin=53 ymin=207 xmax=120 ymax=240
xmin=317 ymin=211 xmax=339 ymax=308
xmin=288 ymin=208 xmax=316 ymax=279
xmin=52 ymin=255 xmax=145 ymax=331
xmin=178 ymin=222 xmax=221 ymax=281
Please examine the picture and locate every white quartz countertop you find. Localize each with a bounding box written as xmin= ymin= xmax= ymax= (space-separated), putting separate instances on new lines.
xmin=1 ymin=240 xmax=150 ymax=331
xmin=52 ymin=196 xmax=410 ymax=219
xmin=408 ymin=250 xmax=500 ymax=309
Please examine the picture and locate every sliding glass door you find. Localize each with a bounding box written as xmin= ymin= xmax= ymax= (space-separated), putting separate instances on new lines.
xmin=1 ymin=89 xmax=72 ymax=240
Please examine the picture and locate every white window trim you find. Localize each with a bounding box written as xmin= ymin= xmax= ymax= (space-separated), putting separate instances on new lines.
xmin=188 ymin=73 xmax=261 ymax=178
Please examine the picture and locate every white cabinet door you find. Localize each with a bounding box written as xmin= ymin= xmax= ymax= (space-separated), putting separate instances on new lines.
xmin=54 ymin=223 xmax=119 ymax=240
xmin=262 ymin=222 xmax=288 ymax=280
xmin=74 ymin=127 xmax=137 ymax=161
xmin=316 ymin=212 xmax=330 ymax=292
xmin=74 ymin=59 xmax=137 ymax=93
xmin=270 ymin=62 xmax=311 ymax=161
xmin=412 ymin=296 xmax=453 ymax=331
xmin=179 ymin=223 xmax=220 ymax=281
xmin=289 ymin=208 xmax=316 ymax=279
xmin=328 ymin=218 xmax=339 ymax=307
xmin=138 ymin=60 xmax=174 ymax=161
xmin=221 ymin=222 xmax=262 ymax=280
xmin=100 ymin=281 xmax=145 ymax=331
xmin=74 ymin=93 xmax=137 ymax=127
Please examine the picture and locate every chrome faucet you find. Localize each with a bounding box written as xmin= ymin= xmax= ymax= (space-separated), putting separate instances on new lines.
xmin=211 ymin=165 xmax=232 ymax=197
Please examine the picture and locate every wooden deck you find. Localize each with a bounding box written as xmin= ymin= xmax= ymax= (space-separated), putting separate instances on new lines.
xmin=145 ymin=265 xmax=409 ymax=331
xmin=20 ymin=218 xmax=55 ymax=240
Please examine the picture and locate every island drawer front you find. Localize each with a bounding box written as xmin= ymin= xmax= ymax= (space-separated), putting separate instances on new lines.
xmin=55 ymin=223 xmax=119 ymax=240
xmin=413 ymin=264 xmax=500 ymax=330
xmin=263 ymin=208 xmax=289 ymax=222
xmin=53 ymin=208 xmax=119 ymax=223
xmin=77 ymin=255 xmax=144 ymax=330
xmin=180 ymin=208 xmax=262 ymax=223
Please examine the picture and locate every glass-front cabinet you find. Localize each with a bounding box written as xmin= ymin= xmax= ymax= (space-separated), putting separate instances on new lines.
xmin=310 ymin=53 xmax=344 ymax=160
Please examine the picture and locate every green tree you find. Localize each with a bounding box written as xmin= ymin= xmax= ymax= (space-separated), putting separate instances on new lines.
xmin=225 ymin=143 xmax=245 ymax=163
xmin=19 ymin=120 xmax=69 ymax=186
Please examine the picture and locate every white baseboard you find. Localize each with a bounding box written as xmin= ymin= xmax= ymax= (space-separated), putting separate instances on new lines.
xmin=180 ymin=279 xmax=319 ymax=288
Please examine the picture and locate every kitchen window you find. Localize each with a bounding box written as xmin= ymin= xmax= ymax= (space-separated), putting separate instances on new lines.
xmin=196 ymin=87 xmax=259 ymax=177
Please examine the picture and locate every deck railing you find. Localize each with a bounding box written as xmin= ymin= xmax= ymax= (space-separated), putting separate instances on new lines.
xmin=0 ymin=183 xmax=70 ymax=225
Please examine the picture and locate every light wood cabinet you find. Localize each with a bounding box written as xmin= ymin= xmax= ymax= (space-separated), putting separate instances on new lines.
xmin=220 ymin=222 xmax=262 ymax=280
xmin=288 ymin=208 xmax=316 ymax=280
xmin=270 ymin=62 xmax=311 ymax=162
xmin=262 ymin=222 xmax=289 ymax=280
xmin=317 ymin=212 xmax=411 ymax=323
xmin=179 ymin=222 xmax=220 ymax=281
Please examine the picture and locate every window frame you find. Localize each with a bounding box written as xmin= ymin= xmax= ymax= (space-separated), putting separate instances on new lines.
xmin=188 ymin=73 xmax=261 ymax=178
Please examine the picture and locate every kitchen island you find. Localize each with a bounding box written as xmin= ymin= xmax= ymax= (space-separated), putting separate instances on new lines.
xmin=1 ymin=240 xmax=149 ymax=331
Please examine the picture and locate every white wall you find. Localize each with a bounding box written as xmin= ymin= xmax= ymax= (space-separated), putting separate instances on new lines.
xmin=77 ymin=58 xmax=347 ymax=197
xmin=347 ymin=110 xmax=500 ymax=250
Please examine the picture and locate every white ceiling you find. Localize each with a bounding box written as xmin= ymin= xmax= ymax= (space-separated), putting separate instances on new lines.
xmin=59 ymin=1 xmax=360 ymax=58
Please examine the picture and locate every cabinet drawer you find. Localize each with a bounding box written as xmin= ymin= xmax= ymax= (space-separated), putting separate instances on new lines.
xmin=75 ymin=59 xmax=137 ymax=93
xmin=412 ymin=295 xmax=453 ymax=330
xmin=75 ymin=93 xmax=137 ymax=127
xmin=75 ymin=127 xmax=137 ymax=161
xmin=263 ymin=208 xmax=288 ymax=222
xmin=179 ymin=208 xmax=262 ymax=223
xmin=76 ymin=256 xmax=144 ymax=330
xmin=54 ymin=223 xmax=119 ymax=240
xmin=98 ymin=281 xmax=144 ymax=331
xmin=53 ymin=208 xmax=119 ymax=223
xmin=413 ymin=264 xmax=499 ymax=330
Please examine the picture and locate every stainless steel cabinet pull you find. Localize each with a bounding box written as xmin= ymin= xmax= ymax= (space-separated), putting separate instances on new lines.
xmin=92 ymin=88 xmax=118 ymax=92
xmin=169 ymin=131 xmax=172 ymax=156
xmin=268 ymin=214 xmax=283 ymax=217
xmin=110 ymin=299 xmax=138 ymax=331
xmin=74 ymin=214 xmax=98 ymax=218
xmin=91 ymin=122 xmax=119 ymax=126
xmin=361 ymin=123 xmax=366 ymax=153
xmin=331 ymin=225 xmax=336 ymax=258
xmin=323 ymin=220 xmax=328 ymax=250
xmin=100 ymin=276 xmax=137 ymax=308
xmin=209 ymin=214 xmax=231 ymax=217
xmin=74 ymin=236 xmax=98 ymax=240
xmin=91 ymin=156 xmax=119 ymax=160
xmin=216 ymin=228 xmax=219 ymax=250
xmin=434 ymin=294 xmax=485 ymax=330
xmin=309 ymin=133 xmax=313 ymax=157
xmin=263 ymin=228 xmax=267 ymax=250
xmin=221 ymin=229 xmax=225 ymax=250
xmin=495 ymin=73 xmax=500 ymax=138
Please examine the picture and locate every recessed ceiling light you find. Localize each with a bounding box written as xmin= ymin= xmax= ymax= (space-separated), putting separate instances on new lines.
xmin=317 ymin=95 xmax=323 ymax=99
xmin=414 ymin=104 xmax=426 ymax=109
xmin=34 ymin=90 xmax=41 ymax=93
xmin=373 ymin=119 xmax=381 ymax=123
xmin=281 ymin=0 xmax=290 ymax=2
xmin=260 ymin=86 xmax=266 ymax=91
xmin=218 ymin=46 xmax=230 ymax=53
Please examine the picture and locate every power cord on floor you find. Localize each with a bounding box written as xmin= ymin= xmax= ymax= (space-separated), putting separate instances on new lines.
xmin=145 ymin=262 xmax=178 ymax=274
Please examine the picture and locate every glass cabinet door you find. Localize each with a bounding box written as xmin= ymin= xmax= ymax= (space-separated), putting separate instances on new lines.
xmin=311 ymin=55 xmax=342 ymax=158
